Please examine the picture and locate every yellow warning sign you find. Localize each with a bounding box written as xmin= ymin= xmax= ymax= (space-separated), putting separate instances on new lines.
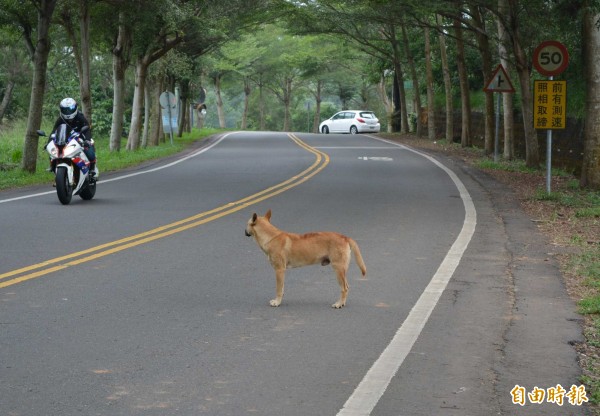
xmin=533 ymin=80 xmax=567 ymax=130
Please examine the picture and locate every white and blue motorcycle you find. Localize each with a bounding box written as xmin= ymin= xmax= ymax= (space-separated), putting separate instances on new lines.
xmin=37 ymin=125 xmax=99 ymax=205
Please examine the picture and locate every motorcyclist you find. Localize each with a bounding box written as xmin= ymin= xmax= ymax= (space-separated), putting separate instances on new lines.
xmin=50 ymin=97 xmax=96 ymax=176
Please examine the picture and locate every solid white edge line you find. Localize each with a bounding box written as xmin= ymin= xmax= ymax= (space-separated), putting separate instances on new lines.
xmin=337 ymin=135 xmax=477 ymax=416
xmin=0 ymin=132 xmax=234 ymax=204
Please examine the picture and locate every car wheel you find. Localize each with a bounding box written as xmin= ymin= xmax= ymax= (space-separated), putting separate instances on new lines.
xmin=350 ymin=125 xmax=358 ymax=135
xmin=322 ymin=126 xmax=329 ymax=134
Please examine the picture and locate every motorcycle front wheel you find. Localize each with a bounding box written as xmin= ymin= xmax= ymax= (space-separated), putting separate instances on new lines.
xmin=55 ymin=166 xmax=73 ymax=205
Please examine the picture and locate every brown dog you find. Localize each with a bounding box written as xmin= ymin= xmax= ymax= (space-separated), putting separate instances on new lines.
xmin=245 ymin=209 xmax=366 ymax=308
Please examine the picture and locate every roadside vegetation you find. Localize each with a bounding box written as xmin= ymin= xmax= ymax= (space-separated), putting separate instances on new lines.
xmin=0 ymin=119 xmax=223 ymax=191
xmin=383 ymin=133 xmax=600 ymax=412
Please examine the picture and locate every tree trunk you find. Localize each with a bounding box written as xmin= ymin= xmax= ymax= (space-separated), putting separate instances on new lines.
xmin=125 ymin=33 xmax=182 ymax=150
xmin=471 ymin=5 xmax=494 ymax=154
xmin=437 ymin=15 xmax=453 ymax=143
xmin=401 ymin=22 xmax=422 ymax=136
xmin=259 ymin=87 xmax=265 ymax=129
xmin=22 ymin=0 xmax=58 ymax=173
xmin=258 ymin=74 xmax=266 ymax=130
xmin=59 ymin=0 xmax=92 ymax=122
xmin=391 ymin=74 xmax=401 ymax=132
xmin=312 ymin=79 xmax=322 ymax=133
xmin=424 ymin=26 xmax=436 ymax=141
xmin=507 ymin=0 xmax=539 ymax=167
xmin=454 ymin=16 xmax=471 ymax=147
xmin=0 ymin=80 xmax=15 ymax=123
xmin=214 ymin=73 xmax=226 ymax=128
xmin=283 ymin=77 xmax=292 ymax=132
xmin=390 ymin=26 xmax=409 ymax=134
xmin=582 ymin=4 xmax=600 ymax=189
xmin=126 ymin=58 xmax=149 ymax=150
xmin=110 ymin=16 xmax=131 ymax=152
xmin=142 ymin=79 xmax=150 ymax=147
xmin=241 ymin=77 xmax=250 ymax=130
xmin=178 ymin=97 xmax=188 ymax=137
xmin=178 ymin=80 xmax=190 ymax=137
xmin=149 ymin=77 xmax=162 ymax=147
xmin=377 ymin=73 xmax=393 ymax=133
xmin=497 ymin=0 xmax=515 ymax=160
xmin=79 ymin=0 xmax=92 ymax=122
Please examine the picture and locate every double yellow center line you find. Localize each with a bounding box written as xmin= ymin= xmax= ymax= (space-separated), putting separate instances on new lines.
xmin=0 ymin=134 xmax=329 ymax=289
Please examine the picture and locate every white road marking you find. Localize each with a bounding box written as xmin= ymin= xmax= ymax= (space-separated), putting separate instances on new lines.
xmin=357 ymin=156 xmax=393 ymax=161
xmin=0 ymin=133 xmax=232 ymax=204
xmin=337 ymin=135 xmax=477 ymax=416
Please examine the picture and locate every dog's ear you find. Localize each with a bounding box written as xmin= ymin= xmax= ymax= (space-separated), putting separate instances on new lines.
xmin=265 ymin=209 xmax=272 ymax=222
xmin=251 ymin=213 xmax=258 ymax=224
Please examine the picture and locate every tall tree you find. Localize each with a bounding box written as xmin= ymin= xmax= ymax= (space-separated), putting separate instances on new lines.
xmin=401 ymin=21 xmax=423 ymax=136
xmin=57 ymin=0 xmax=93 ymax=122
xmin=109 ymin=9 xmax=132 ymax=151
xmin=424 ymin=25 xmax=436 ymax=140
xmin=297 ymin=36 xmax=346 ymax=133
xmin=22 ymin=0 xmax=58 ymax=173
xmin=454 ymin=13 xmax=471 ymax=147
xmin=582 ymin=2 xmax=600 ymax=189
xmin=218 ymin=33 xmax=267 ymax=130
xmin=125 ymin=1 xmax=185 ymax=150
xmin=259 ymin=25 xmax=305 ymax=131
xmin=286 ymin=0 xmax=415 ymax=133
xmin=503 ymin=0 xmax=539 ymax=167
xmin=496 ymin=0 xmax=515 ymax=160
xmin=437 ymin=14 xmax=454 ymax=143
xmin=384 ymin=23 xmax=409 ymax=134
xmin=469 ymin=3 xmax=493 ymax=153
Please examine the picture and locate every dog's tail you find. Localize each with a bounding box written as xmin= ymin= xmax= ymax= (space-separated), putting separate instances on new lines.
xmin=349 ymin=238 xmax=367 ymax=277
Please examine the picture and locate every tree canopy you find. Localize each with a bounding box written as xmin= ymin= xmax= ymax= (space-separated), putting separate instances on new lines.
xmin=0 ymin=0 xmax=599 ymax=188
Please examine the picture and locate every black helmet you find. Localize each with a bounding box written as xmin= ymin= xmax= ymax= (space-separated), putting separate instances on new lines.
xmin=59 ymin=97 xmax=78 ymax=120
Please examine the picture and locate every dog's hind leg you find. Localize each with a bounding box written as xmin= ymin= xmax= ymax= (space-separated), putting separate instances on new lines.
xmin=331 ymin=264 xmax=349 ymax=309
xmin=270 ymin=268 xmax=285 ymax=307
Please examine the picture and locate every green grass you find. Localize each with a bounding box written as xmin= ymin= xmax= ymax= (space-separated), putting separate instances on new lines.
xmin=577 ymin=207 xmax=600 ymax=218
xmin=0 ymin=120 xmax=225 ymax=191
xmin=477 ymin=157 xmax=578 ymax=180
xmin=580 ymin=297 xmax=600 ymax=315
xmin=476 ymin=158 xmax=538 ymax=173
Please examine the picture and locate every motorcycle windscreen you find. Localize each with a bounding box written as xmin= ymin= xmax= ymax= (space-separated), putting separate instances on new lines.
xmin=55 ymin=124 xmax=69 ymax=146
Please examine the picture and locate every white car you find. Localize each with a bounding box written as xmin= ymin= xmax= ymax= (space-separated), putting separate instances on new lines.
xmin=319 ymin=110 xmax=381 ymax=134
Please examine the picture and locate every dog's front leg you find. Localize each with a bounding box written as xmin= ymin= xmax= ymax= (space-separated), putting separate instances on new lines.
xmin=270 ymin=268 xmax=285 ymax=307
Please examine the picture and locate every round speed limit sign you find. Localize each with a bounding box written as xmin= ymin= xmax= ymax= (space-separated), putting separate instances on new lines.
xmin=533 ymin=40 xmax=569 ymax=77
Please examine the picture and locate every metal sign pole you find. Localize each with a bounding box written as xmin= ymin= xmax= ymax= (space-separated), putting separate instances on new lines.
xmin=494 ymin=92 xmax=501 ymax=163
xmin=167 ymin=99 xmax=174 ymax=145
xmin=483 ymin=64 xmax=515 ymax=163
xmin=546 ymin=75 xmax=553 ymax=193
xmin=532 ymin=41 xmax=569 ymax=194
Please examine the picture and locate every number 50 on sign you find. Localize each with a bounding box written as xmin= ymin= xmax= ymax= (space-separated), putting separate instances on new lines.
xmin=533 ymin=40 xmax=569 ymax=77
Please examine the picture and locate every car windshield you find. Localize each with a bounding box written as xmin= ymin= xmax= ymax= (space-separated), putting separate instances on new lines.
xmin=359 ymin=112 xmax=376 ymax=119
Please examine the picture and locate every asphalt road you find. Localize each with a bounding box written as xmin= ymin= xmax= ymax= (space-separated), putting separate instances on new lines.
xmin=0 ymin=131 xmax=585 ymax=415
